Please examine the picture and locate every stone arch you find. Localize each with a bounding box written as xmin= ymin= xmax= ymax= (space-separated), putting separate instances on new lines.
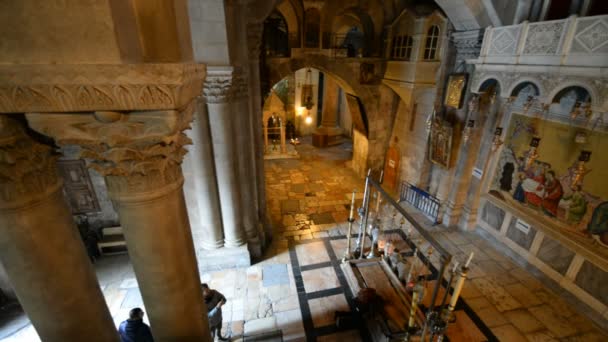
xmin=275 ymin=0 xmax=300 ymax=46
xmin=477 ymin=77 xmax=501 ymax=94
xmin=548 ymin=82 xmax=599 ymax=108
xmin=509 ymin=79 xmax=543 ymax=98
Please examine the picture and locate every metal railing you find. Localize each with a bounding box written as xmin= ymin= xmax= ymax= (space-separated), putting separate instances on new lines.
xmin=400 ymin=181 xmax=441 ymax=224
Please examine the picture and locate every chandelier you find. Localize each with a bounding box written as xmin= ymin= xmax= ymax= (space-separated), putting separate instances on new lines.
xmin=301 ymin=69 xmax=315 ymax=110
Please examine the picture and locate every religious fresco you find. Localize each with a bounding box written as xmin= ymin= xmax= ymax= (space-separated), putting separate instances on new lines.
xmin=491 ymin=113 xmax=608 ymax=248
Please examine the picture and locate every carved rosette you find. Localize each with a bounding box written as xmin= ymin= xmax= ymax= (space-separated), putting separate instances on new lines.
xmin=0 ymin=116 xmax=61 ymax=209
xmin=26 ymin=104 xmax=195 ymax=202
xmin=203 ymin=67 xmax=249 ymax=103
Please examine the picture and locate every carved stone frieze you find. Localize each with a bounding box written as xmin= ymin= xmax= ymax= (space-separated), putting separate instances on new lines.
xmin=471 ymin=68 xmax=608 ymax=109
xmin=26 ymin=103 xmax=195 ymax=199
xmin=0 ymin=116 xmax=61 ymax=209
xmin=452 ymin=29 xmax=484 ymax=61
xmin=0 ymin=64 xmax=205 ymax=113
xmin=203 ymin=67 xmax=249 ymax=103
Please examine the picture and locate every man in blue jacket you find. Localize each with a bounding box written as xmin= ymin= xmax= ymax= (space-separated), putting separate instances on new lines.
xmin=118 ymin=307 xmax=154 ymax=342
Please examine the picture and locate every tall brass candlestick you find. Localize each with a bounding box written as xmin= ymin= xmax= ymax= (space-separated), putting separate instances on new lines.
xmin=342 ymin=190 xmax=356 ymax=263
xmin=444 ymin=255 xmax=473 ymax=322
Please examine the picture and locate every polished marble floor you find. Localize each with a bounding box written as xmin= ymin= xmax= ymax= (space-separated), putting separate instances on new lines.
xmin=1 ymin=138 xmax=607 ymax=341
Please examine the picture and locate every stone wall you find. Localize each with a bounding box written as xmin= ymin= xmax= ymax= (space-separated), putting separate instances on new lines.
xmin=351 ymin=129 xmax=369 ymax=177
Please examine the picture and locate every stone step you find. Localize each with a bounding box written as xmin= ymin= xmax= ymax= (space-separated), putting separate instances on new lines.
xmin=97 ymin=226 xmax=128 ymax=255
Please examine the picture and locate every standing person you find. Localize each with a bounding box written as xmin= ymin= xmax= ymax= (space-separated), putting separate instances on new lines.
xmin=118 ymin=308 xmax=154 ymax=342
xmin=202 ymin=283 xmax=228 ymax=341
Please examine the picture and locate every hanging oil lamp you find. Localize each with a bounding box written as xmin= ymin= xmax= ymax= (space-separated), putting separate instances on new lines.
xmin=491 ymin=127 xmax=504 ymax=152
xmin=524 ymin=137 xmax=541 ymax=170
xmin=571 ymin=150 xmax=592 ymax=187
xmin=570 ymin=100 xmax=593 ymax=121
xmin=523 ymin=95 xmax=535 ymax=113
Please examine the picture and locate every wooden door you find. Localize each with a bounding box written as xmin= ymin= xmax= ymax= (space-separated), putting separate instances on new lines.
xmin=383 ymin=145 xmax=400 ymax=191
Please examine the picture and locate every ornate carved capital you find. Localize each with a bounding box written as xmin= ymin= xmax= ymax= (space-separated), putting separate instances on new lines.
xmin=0 ymin=63 xmax=205 ymax=113
xmin=26 ymin=103 xmax=195 ymax=201
xmin=203 ymin=66 xmax=249 ymax=104
xmin=0 ymin=116 xmax=61 ymax=209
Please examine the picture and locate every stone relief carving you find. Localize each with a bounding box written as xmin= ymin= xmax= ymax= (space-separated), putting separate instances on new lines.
xmin=0 ymin=116 xmax=60 ymax=208
xmin=573 ymin=18 xmax=608 ymax=53
xmin=523 ymin=22 xmax=565 ymax=55
xmin=488 ymin=27 xmax=519 ymax=55
xmin=26 ymin=103 xmax=195 ymax=196
xmin=203 ymin=67 xmax=249 ymax=103
xmin=0 ymin=64 xmax=205 ymax=113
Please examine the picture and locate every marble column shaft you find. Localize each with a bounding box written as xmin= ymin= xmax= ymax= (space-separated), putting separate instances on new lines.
xmin=184 ymin=98 xmax=224 ymax=250
xmin=26 ymin=109 xmax=210 ymax=341
xmin=204 ymin=66 xmax=247 ymax=247
xmin=247 ymin=23 xmax=269 ymax=227
xmin=0 ymin=116 xmax=118 ymax=342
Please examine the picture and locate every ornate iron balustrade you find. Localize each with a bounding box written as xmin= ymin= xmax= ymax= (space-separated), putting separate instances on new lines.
xmin=400 ymin=181 xmax=441 ymax=224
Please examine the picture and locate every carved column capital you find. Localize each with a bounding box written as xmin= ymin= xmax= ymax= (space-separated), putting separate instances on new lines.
xmin=203 ymin=66 xmax=248 ymax=104
xmin=26 ymin=103 xmax=194 ymax=201
xmin=0 ymin=116 xmax=61 ymax=209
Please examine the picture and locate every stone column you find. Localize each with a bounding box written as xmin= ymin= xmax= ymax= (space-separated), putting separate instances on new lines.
xmin=27 ymin=108 xmax=210 ymax=341
xmin=204 ymin=66 xmax=247 ymax=248
xmin=247 ymin=23 xmax=270 ymax=239
xmin=318 ymin=76 xmax=341 ymax=133
xmin=263 ymin=124 xmax=269 ymax=152
xmin=233 ymin=71 xmax=263 ymax=256
xmin=183 ymin=98 xmax=224 ymax=250
xmin=280 ymin=124 xmax=287 ymax=153
xmin=0 ymin=116 xmax=118 ymax=342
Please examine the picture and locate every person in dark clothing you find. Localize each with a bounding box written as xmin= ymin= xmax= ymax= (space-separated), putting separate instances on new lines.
xmin=118 ymin=308 xmax=154 ymax=342
xmin=202 ymin=283 xmax=227 ymax=341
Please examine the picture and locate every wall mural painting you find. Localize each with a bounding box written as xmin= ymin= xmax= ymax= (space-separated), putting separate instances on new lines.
xmin=491 ymin=113 xmax=608 ymax=250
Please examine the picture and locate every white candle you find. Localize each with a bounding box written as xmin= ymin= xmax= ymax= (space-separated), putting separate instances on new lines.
xmin=349 ymin=190 xmax=356 ymax=220
xmin=452 ymin=261 xmax=460 ymax=273
xmin=465 ymin=252 xmax=474 ymax=268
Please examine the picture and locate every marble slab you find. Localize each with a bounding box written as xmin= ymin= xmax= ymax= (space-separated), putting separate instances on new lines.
xmin=574 ymin=260 xmax=608 ymax=306
xmin=262 ymin=264 xmax=289 ymax=287
xmin=536 ymin=235 xmax=574 ymax=275
xmin=481 ymin=201 xmax=505 ymax=231
xmin=506 ymin=218 xmax=537 ymax=251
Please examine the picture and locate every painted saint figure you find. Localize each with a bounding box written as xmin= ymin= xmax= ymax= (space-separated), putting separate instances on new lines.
xmin=541 ymin=170 xmax=563 ymax=217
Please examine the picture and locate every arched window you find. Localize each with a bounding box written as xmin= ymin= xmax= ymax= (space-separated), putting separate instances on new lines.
xmin=423 ymin=25 xmax=440 ymax=60
xmin=391 ymin=35 xmax=413 ymax=60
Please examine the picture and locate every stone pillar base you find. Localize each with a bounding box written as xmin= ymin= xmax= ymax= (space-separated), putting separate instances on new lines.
xmin=442 ymin=201 xmax=464 ymax=227
xmin=458 ymin=206 xmax=478 ymax=231
xmin=196 ymin=245 xmax=252 ymax=272
xmin=312 ymin=127 xmax=344 ymax=147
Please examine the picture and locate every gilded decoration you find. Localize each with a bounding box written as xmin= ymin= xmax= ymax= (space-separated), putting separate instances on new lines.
xmin=428 ymin=120 xmax=452 ymax=168
xmin=491 ymin=113 xmax=608 ymax=256
xmin=444 ymin=73 xmax=468 ymax=109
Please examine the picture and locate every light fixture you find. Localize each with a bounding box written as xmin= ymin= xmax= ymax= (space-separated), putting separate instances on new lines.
xmin=463 ymin=119 xmax=475 ymax=143
xmin=296 ymin=107 xmax=304 ymax=116
xmin=301 ymin=69 xmax=315 ymax=110
xmin=491 ymin=127 xmax=504 ymax=152
xmin=571 ymin=150 xmax=592 ymax=187
xmin=570 ymin=100 xmax=593 ymax=121
xmin=524 ymin=137 xmax=541 ymax=170
xmin=305 ymin=113 xmax=313 ymax=125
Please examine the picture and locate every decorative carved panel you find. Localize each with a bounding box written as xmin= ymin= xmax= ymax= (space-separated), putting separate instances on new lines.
xmin=57 ymin=159 xmax=100 ymax=214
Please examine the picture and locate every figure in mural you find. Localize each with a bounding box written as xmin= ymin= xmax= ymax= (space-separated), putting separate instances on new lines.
xmin=561 ymin=185 xmax=588 ymax=223
xmin=521 ymin=161 xmax=546 ymax=207
xmin=513 ymin=172 xmax=526 ymax=203
xmin=541 ymin=170 xmax=563 ymax=217
xmin=587 ymin=202 xmax=608 ymax=245
xmin=499 ymin=162 xmax=514 ymax=191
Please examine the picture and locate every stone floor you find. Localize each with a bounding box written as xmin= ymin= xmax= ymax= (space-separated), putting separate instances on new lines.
xmin=1 ymin=137 xmax=607 ymax=341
